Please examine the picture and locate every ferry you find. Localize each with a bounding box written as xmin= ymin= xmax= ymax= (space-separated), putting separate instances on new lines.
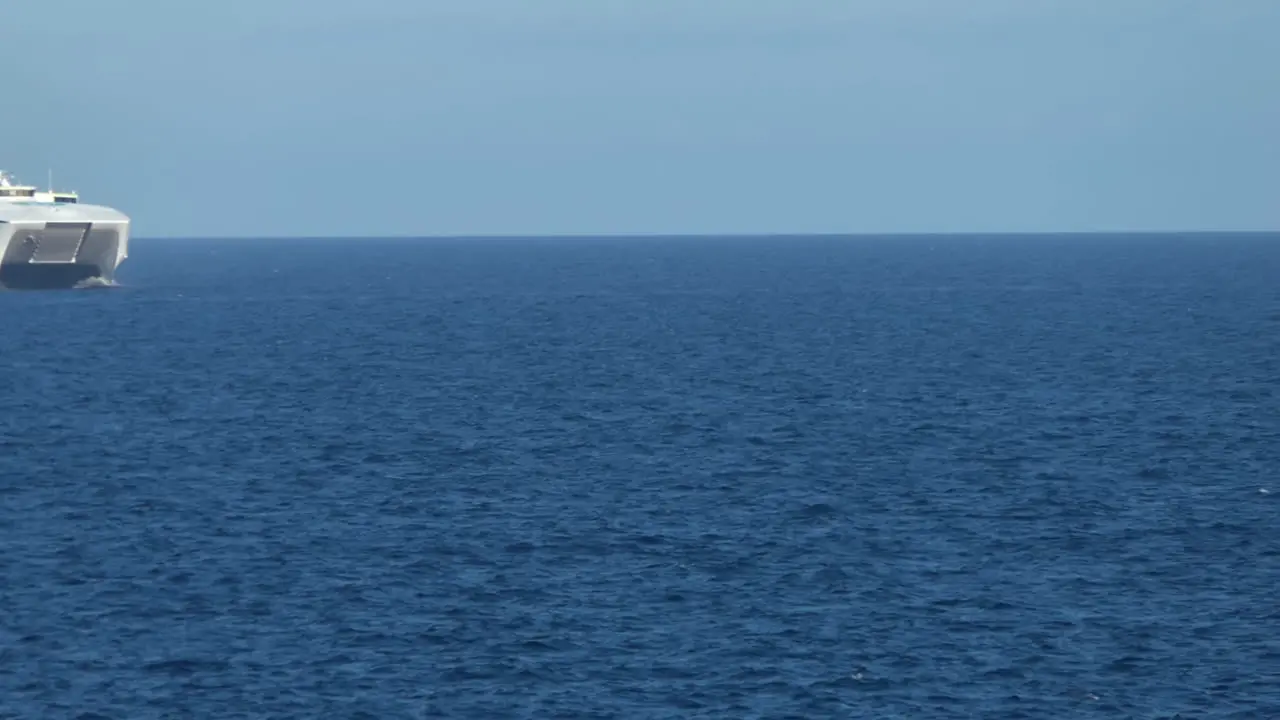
xmin=0 ymin=169 xmax=129 ymax=289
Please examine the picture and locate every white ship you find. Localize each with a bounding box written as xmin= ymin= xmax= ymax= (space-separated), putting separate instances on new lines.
xmin=0 ymin=169 xmax=129 ymax=289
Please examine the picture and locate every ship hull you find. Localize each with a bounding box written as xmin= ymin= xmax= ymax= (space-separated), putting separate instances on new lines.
xmin=0 ymin=202 xmax=130 ymax=290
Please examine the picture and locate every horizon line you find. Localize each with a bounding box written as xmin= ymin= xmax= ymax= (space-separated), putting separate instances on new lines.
xmin=130 ymin=229 xmax=1280 ymax=242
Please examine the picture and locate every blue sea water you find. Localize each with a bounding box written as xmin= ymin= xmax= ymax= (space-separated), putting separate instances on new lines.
xmin=1 ymin=233 xmax=1278 ymax=718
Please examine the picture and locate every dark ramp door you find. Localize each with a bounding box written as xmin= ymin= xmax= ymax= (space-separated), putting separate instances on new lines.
xmin=30 ymin=222 xmax=90 ymax=263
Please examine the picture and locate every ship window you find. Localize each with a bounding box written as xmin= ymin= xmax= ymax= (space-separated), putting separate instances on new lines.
xmin=0 ymin=188 xmax=34 ymax=197
xmin=54 ymin=196 xmax=77 ymax=204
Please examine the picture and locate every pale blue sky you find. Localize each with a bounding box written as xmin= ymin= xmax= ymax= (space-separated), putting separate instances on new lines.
xmin=2 ymin=0 xmax=1277 ymax=238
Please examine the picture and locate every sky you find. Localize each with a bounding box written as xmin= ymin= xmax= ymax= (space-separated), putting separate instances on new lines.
xmin=2 ymin=0 xmax=1277 ymax=238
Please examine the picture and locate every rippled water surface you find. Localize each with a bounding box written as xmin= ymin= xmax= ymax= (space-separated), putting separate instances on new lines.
xmin=2 ymin=233 xmax=1278 ymax=718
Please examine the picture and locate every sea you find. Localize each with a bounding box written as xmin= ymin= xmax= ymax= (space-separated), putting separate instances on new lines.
xmin=1 ymin=233 xmax=1277 ymax=719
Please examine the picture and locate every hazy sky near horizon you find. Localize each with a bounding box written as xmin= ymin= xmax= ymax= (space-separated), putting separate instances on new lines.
xmin=2 ymin=0 xmax=1277 ymax=238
